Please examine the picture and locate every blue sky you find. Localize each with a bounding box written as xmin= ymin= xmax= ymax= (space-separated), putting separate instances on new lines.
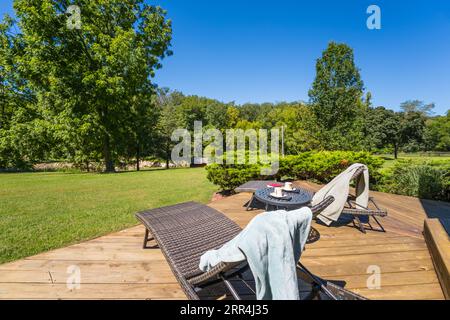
xmin=1 ymin=1 xmax=449 ymax=114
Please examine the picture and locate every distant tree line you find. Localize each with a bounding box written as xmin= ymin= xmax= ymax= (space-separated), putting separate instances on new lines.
xmin=0 ymin=2 xmax=448 ymax=172
xmin=153 ymin=90 xmax=449 ymax=162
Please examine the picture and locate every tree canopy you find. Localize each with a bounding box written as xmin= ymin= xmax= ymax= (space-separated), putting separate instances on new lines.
xmin=1 ymin=21 xmax=448 ymax=172
xmin=0 ymin=0 xmax=172 ymax=171
xmin=308 ymin=42 xmax=367 ymax=150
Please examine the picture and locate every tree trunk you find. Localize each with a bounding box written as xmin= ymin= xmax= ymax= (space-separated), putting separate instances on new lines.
xmin=103 ymin=135 xmax=115 ymax=172
xmin=394 ymin=143 xmax=398 ymax=159
xmin=165 ymin=145 xmax=170 ymax=169
xmin=136 ymin=143 xmax=140 ymax=171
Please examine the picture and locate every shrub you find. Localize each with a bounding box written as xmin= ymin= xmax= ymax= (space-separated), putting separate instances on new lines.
xmin=206 ymin=151 xmax=384 ymax=192
xmin=277 ymin=151 xmax=384 ymax=184
xmin=206 ymin=163 xmax=261 ymax=191
xmin=205 ymin=150 xmax=273 ymax=191
xmin=384 ymin=164 xmax=445 ymax=200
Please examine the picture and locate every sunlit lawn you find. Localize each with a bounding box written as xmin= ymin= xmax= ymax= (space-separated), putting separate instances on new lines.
xmin=0 ymin=168 xmax=217 ymax=264
xmin=379 ymin=153 xmax=450 ymax=172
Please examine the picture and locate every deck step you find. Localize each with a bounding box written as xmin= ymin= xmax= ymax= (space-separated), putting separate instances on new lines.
xmin=424 ymin=218 xmax=450 ymax=300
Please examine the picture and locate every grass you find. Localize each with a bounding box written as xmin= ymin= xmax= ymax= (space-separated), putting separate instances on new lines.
xmin=0 ymin=168 xmax=218 ymax=264
xmin=378 ymin=153 xmax=450 ymax=172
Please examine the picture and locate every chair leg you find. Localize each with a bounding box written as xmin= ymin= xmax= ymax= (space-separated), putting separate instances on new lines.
xmin=246 ymin=194 xmax=255 ymax=211
xmin=353 ymin=216 xmax=366 ymax=233
xmin=371 ymin=215 xmax=386 ymax=232
xmin=220 ymin=274 xmax=242 ymax=300
xmin=297 ymin=262 xmax=338 ymax=300
xmin=303 ymin=283 xmax=321 ymax=300
xmin=142 ymin=228 xmax=155 ymax=249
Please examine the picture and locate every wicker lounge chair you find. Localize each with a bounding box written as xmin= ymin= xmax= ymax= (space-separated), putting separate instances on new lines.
xmin=341 ymin=166 xmax=388 ymax=233
xmin=135 ymin=200 xmax=365 ymax=300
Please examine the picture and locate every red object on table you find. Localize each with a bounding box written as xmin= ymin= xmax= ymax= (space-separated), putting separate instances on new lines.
xmin=267 ymin=183 xmax=283 ymax=188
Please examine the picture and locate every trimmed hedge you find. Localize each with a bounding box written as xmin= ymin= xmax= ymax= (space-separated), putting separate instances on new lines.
xmin=206 ymin=163 xmax=261 ymax=192
xmin=206 ymin=151 xmax=384 ymax=192
xmin=275 ymin=151 xmax=384 ymax=183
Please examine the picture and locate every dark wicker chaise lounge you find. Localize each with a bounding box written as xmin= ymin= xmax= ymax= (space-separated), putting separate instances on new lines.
xmin=342 ymin=166 xmax=388 ymax=233
xmin=135 ymin=200 xmax=365 ymax=300
xmin=235 ymin=166 xmax=388 ymax=233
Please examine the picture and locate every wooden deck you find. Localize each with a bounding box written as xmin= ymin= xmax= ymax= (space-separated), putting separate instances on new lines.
xmin=0 ymin=181 xmax=449 ymax=300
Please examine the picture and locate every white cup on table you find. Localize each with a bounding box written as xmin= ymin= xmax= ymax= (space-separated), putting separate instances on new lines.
xmin=274 ymin=187 xmax=283 ymax=197
xmin=284 ymin=182 xmax=293 ymax=190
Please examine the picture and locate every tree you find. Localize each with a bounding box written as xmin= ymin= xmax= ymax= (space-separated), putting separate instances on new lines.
xmin=154 ymin=89 xmax=184 ymax=169
xmin=399 ymin=110 xmax=426 ymax=152
xmin=226 ymin=105 xmax=240 ymax=128
xmin=205 ymin=101 xmax=229 ymax=130
xmin=308 ymin=42 xmax=367 ymax=150
xmin=0 ymin=15 xmax=45 ymax=169
xmin=239 ymin=103 xmax=274 ymax=123
xmin=365 ymin=105 xmax=430 ymax=158
xmin=423 ymin=110 xmax=450 ymax=151
xmin=400 ymin=100 xmax=435 ymax=116
xmin=7 ymin=0 xmax=172 ymax=171
xmin=263 ymin=102 xmax=319 ymax=154
xmin=364 ymin=107 xmax=402 ymax=158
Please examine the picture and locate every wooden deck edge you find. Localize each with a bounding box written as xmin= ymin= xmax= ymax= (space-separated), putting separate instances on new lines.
xmin=423 ymin=218 xmax=450 ymax=300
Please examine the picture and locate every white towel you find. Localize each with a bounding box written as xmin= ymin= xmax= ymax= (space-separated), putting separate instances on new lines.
xmin=312 ymin=163 xmax=369 ymax=225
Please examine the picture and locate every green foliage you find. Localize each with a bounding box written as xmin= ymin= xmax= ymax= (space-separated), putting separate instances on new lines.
xmin=423 ymin=111 xmax=450 ymax=151
xmin=276 ymin=151 xmax=384 ymax=183
xmin=364 ymin=105 xmax=431 ymax=158
xmin=0 ymin=0 xmax=172 ymax=171
xmin=308 ymin=42 xmax=367 ymax=150
xmin=205 ymin=151 xmax=271 ymax=191
xmin=262 ymin=103 xmax=319 ymax=153
xmin=2 ymin=13 xmax=449 ymax=175
xmin=206 ymin=163 xmax=261 ymax=192
xmin=380 ymin=162 xmax=446 ymax=200
xmin=364 ymin=107 xmax=402 ymax=153
xmin=400 ymin=100 xmax=435 ymax=116
xmin=206 ymin=151 xmax=384 ymax=191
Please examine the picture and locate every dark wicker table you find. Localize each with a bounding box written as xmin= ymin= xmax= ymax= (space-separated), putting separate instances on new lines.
xmin=250 ymin=187 xmax=313 ymax=211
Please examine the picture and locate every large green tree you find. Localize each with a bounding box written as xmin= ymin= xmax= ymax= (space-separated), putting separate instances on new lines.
xmin=308 ymin=42 xmax=367 ymax=150
xmin=4 ymin=0 xmax=172 ymax=171
xmin=364 ymin=105 xmax=431 ymax=158
xmin=364 ymin=107 xmax=403 ymax=157
xmin=0 ymin=15 xmax=45 ymax=169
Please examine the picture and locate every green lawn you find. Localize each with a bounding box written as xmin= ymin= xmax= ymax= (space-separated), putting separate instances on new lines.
xmin=0 ymin=168 xmax=217 ymax=264
xmin=378 ymin=153 xmax=450 ymax=172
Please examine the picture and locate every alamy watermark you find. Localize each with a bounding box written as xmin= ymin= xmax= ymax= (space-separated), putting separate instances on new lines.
xmin=66 ymin=265 xmax=81 ymax=290
xmin=367 ymin=5 xmax=381 ymax=30
xmin=171 ymin=121 xmax=281 ymax=175
xmin=66 ymin=5 xmax=82 ymax=30
xmin=366 ymin=265 xmax=381 ymax=289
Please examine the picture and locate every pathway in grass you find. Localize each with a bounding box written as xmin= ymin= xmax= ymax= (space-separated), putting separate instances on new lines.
xmin=0 ymin=168 xmax=217 ymax=264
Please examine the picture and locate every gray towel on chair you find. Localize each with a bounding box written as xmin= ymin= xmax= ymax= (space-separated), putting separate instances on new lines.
xmin=199 ymin=207 xmax=312 ymax=300
xmin=312 ymin=163 xmax=369 ymax=225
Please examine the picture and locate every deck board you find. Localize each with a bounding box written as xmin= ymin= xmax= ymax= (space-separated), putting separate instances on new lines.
xmin=0 ymin=182 xmax=447 ymax=300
